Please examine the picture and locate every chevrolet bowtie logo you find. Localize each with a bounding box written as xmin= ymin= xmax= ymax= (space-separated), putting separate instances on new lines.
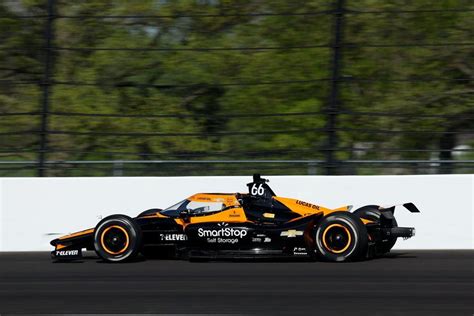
xmin=280 ymin=230 xmax=303 ymax=238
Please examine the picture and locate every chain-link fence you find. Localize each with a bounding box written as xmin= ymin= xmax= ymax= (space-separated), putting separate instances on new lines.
xmin=1 ymin=0 xmax=473 ymax=176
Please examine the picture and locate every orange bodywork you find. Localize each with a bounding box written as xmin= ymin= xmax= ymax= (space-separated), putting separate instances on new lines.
xmin=188 ymin=193 xmax=240 ymax=207
xmin=275 ymin=196 xmax=350 ymax=217
xmin=188 ymin=207 xmax=248 ymax=225
xmin=58 ymin=228 xmax=94 ymax=240
xmin=275 ymin=197 xmax=372 ymax=224
xmin=56 ymin=244 xmax=67 ymax=250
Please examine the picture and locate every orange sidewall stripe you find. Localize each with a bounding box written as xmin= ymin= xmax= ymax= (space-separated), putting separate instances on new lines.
xmin=322 ymin=223 xmax=352 ymax=254
xmin=100 ymin=225 xmax=130 ymax=255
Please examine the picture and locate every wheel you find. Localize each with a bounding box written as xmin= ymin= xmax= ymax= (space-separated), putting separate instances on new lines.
xmin=94 ymin=215 xmax=142 ymax=262
xmin=315 ymin=211 xmax=368 ymax=262
xmin=353 ymin=205 xmax=398 ymax=254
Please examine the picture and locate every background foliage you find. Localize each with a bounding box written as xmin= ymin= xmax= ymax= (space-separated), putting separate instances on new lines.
xmin=0 ymin=0 xmax=473 ymax=176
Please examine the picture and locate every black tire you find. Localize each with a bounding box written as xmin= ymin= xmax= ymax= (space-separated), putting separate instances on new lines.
xmin=94 ymin=215 xmax=142 ymax=262
xmin=315 ymin=211 xmax=368 ymax=262
xmin=353 ymin=205 xmax=398 ymax=254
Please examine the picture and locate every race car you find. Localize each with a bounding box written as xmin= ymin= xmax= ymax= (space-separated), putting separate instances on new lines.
xmin=51 ymin=174 xmax=419 ymax=262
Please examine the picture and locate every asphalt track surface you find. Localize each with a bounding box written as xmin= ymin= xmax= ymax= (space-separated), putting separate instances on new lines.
xmin=0 ymin=251 xmax=472 ymax=315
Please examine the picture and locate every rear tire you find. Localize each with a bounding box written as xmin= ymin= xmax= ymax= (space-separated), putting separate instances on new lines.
xmin=315 ymin=211 xmax=368 ymax=262
xmin=353 ymin=205 xmax=398 ymax=254
xmin=94 ymin=215 xmax=142 ymax=262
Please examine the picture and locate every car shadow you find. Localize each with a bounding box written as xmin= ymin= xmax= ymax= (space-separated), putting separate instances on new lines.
xmin=52 ymin=252 xmax=418 ymax=264
xmin=376 ymin=252 xmax=418 ymax=259
xmin=95 ymin=255 xmax=147 ymax=264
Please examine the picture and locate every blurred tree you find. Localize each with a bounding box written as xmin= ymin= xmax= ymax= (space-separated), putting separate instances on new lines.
xmin=0 ymin=0 xmax=472 ymax=176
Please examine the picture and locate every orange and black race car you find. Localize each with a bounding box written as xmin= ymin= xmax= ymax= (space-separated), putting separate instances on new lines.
xmin=51 ymin=174 xmax=419 ymax=262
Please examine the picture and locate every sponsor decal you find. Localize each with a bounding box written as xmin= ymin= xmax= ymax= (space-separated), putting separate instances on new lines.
xmin=198 ymin=227 xmax=247 ymax=238
xmin=55 ymin=249 xmax=80 ymax=256
xmin=229 ymin=210 xmax=241 ymax=218
xmin=280 ymin=229 xmax=303 ymax=238
xmin=296 ymin=200 xmax=320 ymax=210
xmin=293 ymin=247 xmax=308 ymax=256
xmin=160 ymin=233 xmax=187 ymax=241
xmin=263 ymin=213 xmax=275 ymax=219
xmin=197 ymin=197 xmax=211 ymax=201
xmin=256 ymin=234 xmax=271 ymax=243
xmin=198 ymin=222 xmax=248 ymax=244
xmin=206 ymin=238 xmax=239 ymax=244
xmin=252 ymin=237 xmax=262 ymax=243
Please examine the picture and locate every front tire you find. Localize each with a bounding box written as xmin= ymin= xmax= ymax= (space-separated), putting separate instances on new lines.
xmin=94 ymin=215 xmax=142 ymax=262
xmin=315 ymin=211 xmax=368 ymax=262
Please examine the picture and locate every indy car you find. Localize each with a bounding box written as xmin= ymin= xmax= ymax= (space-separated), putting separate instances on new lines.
xmin=51 ymin=175 xmax=419 ymax=262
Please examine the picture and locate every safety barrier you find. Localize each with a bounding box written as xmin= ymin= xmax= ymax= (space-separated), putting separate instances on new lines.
xmin=0 ymin=175 xmax=472 ymax=251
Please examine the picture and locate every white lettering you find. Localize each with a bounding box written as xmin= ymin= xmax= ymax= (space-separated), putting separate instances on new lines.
xmin=198 ymin=227 xmax=248 ymax=238
xmin=56 ymin=250 xmax=79 ymax=256
xmin=160 ymin=234 xmax=187 ymax=241
xmin=251 ymin=183 xmax=265 ymax=196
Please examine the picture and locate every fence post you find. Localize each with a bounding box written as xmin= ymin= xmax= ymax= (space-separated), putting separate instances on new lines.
xmin=38 ymin=0 xmax=55 ymax=177
xmin=325 ymin=0 xmax=345 ymax=175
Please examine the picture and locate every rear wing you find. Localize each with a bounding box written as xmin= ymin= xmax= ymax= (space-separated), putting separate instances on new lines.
xmin=379 ymin=202 xmax=420 ymax=220
xmin=402 ymin=202 xmax=421 ymax=213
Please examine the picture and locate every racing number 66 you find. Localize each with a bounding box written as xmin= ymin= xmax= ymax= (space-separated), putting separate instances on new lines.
xmin=251 ymin=183 xmax=265 ymax=196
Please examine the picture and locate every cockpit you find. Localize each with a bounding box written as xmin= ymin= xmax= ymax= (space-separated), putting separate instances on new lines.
xmin=160 ymin=199 xmax=226 ymax=217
